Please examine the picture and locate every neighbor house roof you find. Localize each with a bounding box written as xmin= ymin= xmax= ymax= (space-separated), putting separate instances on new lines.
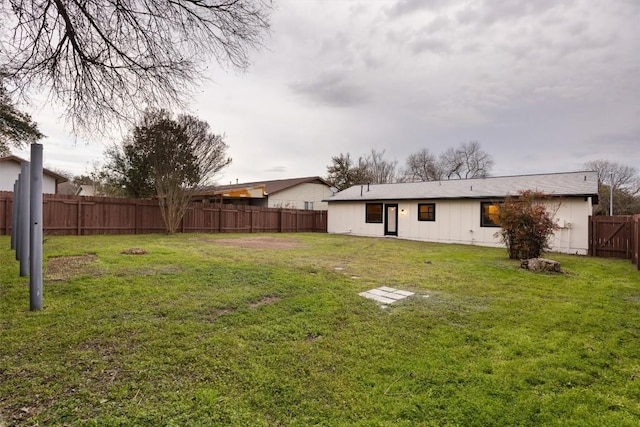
xmin=194 ymin=176 xmax=332 ymax=198
xmin=0 ymin=155 xmax=69 ymax=183
xmin=325 ymin=171 xmax=599 ymax=202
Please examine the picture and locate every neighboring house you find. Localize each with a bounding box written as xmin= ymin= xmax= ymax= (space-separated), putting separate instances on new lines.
xmin=324 ymin=171 xmax=599 ymax=255
xmin=193 ymin=176 xmax=334 ymax=210
xmin=0 ymin=155 xmax=68 ymax=194
xmin=58 ymin=182 xmax=97 ymax=196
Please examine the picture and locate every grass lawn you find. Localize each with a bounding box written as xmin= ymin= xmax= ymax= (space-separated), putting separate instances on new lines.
xmin=1 ymin=233 xmax=639 ymax=426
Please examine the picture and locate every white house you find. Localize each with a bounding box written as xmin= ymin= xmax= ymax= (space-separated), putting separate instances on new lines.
xmin=193 ymin=177 xmax=334 ymax=210
xmin=324 ymin=171 xmax=599 ymax=255
xmin=0 ymin=155 xmax=68 ymax=194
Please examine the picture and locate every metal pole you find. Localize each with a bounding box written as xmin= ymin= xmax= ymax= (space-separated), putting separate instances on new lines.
xmin=11 ymin=179 xmax=19 ymax=253
xmin=30 ymin=143 xmax=43 ymax=311
xmin=609 ymin=173 xmax=614 ymax=216
xmin=19 ymin=162 xmax=30 ymax=276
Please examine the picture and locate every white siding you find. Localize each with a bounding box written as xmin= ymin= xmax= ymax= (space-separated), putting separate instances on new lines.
xmin=267 ymin=183 xmax=333 ymax=210
xmin=0 ymin=161 xmax=21 ymax=191
xmin=0 ymin=161 xmax=58 ymax=193
xmin=328 ymin=197 xmax=593 ymax=255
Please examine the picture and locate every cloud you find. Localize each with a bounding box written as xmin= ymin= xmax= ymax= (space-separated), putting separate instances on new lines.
xmin=460 ymin=0 xmax=567 ymax=27
xmin=387 ymin=0 xmax=447 ymax=17
xmin=11 ymin=0 xmax=639 ymax=185
xmin=290 ymin=72 xmax=370 ymax=107
xmin=265 ymin=165 xmax=287 ymax=173
xmin=410 ymin=36 xmax=452 ymax=55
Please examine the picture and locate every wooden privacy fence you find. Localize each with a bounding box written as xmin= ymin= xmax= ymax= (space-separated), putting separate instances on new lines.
xmin=0 ymin=192 xmax=327 ymax=236
xmin=588 ymin=215 xmax=640 ymax=270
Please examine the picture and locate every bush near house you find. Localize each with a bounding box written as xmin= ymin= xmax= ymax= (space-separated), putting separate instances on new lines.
xmin=496 ymin=190 xmax=560 ymax=259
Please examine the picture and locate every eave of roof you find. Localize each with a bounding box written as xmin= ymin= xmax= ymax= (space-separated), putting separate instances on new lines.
xmin=198 ymin=176 xmax=331 ymax=196
xmin=0 ymin=155 xmax=69 ymax=183
xmin=324 ymin=171 xmax=599 ymax=202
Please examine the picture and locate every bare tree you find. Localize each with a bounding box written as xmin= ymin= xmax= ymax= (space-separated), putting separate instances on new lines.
xmin=584 ymin=159 xmax=640 ymax=215
xmin=402 ymin=148 xmax=442 ymax=182
xmin=440 ymin=141 xmax=493 ymax=179
xmin=0 ymin=0 xmax=271 ymax=134
xmin=362 ymin=149 xmax=397 ymax=184
xmin=584 ymin=160 xmax=639 ymax=194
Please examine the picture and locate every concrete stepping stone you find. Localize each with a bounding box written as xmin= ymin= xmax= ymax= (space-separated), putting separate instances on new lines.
xmin=359 ymin=287 xmax=415 ymax=304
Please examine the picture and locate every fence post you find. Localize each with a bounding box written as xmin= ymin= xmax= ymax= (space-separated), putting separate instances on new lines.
xmin=587 ymin=215 xmax=596 ymax=256
xmin=625 ymin=219 xmax=631 ymax=260
xmin=218 ymin=204 xmax=223 ymax=233
xmin=29 ymin=143 xmax=43 ymax=311
xmin=134 ymin=202 xmax=139 ymax=234
xmin=77 ymin=198 xmax=82 ymax=235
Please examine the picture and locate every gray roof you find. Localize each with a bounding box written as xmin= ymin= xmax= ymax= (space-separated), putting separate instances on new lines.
xmin=195 ymin=176 xmax=331 ymax=197
xmin=326 ymin=171 xmax=599 ymax=202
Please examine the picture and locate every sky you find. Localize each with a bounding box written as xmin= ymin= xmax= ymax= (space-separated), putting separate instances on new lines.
xmin=13 ymin=0 xmax=640 ymax=185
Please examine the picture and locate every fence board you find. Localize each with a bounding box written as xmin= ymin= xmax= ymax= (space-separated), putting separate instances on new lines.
xmin=0 ymin=196 xmax=10 ymax=235
xmin=0 ymin=191 xmax=327 ymax=236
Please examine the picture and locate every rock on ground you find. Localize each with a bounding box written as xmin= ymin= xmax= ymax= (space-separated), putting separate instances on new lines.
xmin=521 ymin=258 xmax=561 ymax=273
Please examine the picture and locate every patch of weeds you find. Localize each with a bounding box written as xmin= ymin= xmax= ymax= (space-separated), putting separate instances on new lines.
xmin=45 ymin=253 xmax=100 ymax=282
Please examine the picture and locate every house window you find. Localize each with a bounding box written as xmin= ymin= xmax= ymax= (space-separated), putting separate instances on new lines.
xmin=481 ymin=202 xmax=501 ymax=227
xmin=365 ymin=203 xmax=383 ymax=223
xmin=418 ymin=203 xmax=436 ymax=221
xmin=304 ymin=201 xmax=313 ymax=210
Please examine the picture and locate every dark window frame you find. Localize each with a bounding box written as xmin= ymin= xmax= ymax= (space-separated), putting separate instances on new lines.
xmin=365 ymin=203 xmax=383 ymax=223
xmin=417 ymin=203 xmax=436 ymax=221
xmin=480 ymin=201 xmax=502 ymax=227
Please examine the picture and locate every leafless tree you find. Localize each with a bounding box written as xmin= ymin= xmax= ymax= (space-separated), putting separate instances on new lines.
xmin=440 ymin=141 xmax=493 ymax=179
xmin=584 ymin=160 xmax=639 ymax=195
xmin=362 ymin=149 xmax=397 ymax=184
xmin=0 ymin=0 xmax=271 ymax=134
xmin=584 ymin=159 xmax=640 ymax=215
xmin=402 ymin=148 xmax=442 ymax=182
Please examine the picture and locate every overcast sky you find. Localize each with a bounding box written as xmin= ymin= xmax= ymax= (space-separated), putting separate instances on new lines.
xmin=14 ymin=0 xmax=640 ymax=184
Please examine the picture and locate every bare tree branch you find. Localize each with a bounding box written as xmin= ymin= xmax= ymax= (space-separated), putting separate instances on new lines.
xmin=0 ymin=0 xmax=271 ymax=136
xmin=440 ymin=141 xmax=493 ymax=179
xmin=402 ymin=148 xmax=442 ymax=182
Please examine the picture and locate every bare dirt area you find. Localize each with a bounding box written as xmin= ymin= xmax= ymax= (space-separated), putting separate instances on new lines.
xmin=45 ymin=254 xmax=98 ymax=282
xmin=210 ymin=236 xmax=306 ymax=250
xmin=249 ymin=296 xmax=282 ymax=308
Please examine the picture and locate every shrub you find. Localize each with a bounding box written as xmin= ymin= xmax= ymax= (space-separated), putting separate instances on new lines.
xmin=495 ymin=190 xmax=560 ymax=259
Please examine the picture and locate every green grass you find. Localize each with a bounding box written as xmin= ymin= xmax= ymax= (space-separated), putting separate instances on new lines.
xmin=1 ymin=233 xmax=639 ymax=426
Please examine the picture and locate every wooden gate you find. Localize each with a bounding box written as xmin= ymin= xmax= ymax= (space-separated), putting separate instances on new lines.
xmin=588 ymin=215 xmax=640 ymax=270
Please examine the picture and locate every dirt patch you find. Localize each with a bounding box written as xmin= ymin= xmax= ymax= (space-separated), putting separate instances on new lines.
xmin=201 ymin=307 xmax=237 ymax=323
xmin=121 ymin=248 xmax=147 ymax=255
xmin=249 ymin=296 xmax=282 ymax=308
xmin=46 ymin=254 xmax=98 ymax=282
xmin=212 ymin=236 xmax=305 ymax=250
